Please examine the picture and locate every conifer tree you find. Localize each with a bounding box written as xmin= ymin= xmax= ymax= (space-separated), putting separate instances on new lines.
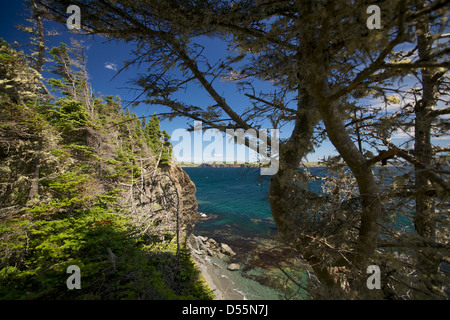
xmin=15 ymin=0 xmax=47 ymax=73
xmin=48 ymin=42 xmax=77 ymax=98
xmin=37 ymin=0 xmax=449 ymax=299
xmin=1 ymin=35 xmax=214 ymax=300
xmin=145 ymin=114 xmax=172 ymax=166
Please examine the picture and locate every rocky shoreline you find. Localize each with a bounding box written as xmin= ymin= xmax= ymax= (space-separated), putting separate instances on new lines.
xmin=188 ymin=231 xmax=312 ymax=300
xmin=188 ymin=234 xmax=247 ymax=300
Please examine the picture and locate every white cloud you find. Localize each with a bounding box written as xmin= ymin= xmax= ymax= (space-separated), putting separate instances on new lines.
xmin=104 ymin=62 xmax=118 ymax=72
xmin=391 ymin=128 xmax=414 ymax=140
xmin=432 ymin=135 xmax=450 ymax=141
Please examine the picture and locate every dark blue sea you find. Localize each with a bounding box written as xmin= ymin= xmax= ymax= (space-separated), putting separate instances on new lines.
xmin=183 ymin=167 xmax=314 ymax=299
xmin=183 ymin=167 xmax=276 ymax=237
xmin=184 ymin=166 xmax=329 ymax=239
xmin=183 ymin=166 xmax=416 ymax=299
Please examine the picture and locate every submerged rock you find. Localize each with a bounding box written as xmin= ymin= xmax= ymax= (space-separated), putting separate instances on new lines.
xmin=220 ymin=243 xmax=236 ymax=256
xmin=227 ymin=263 xmax=240 ymax=271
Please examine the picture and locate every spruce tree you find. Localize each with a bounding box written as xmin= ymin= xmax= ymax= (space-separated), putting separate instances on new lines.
xmin=36 ymin=0 xmax=449 ymax=299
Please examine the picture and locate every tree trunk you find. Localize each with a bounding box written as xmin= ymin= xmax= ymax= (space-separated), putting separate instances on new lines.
xmin=28 ymin=139 xmax=42 ymax=201
xmin=413 ymin=1 xmax=439 ymax=296
xmin=414 ymin=1 xmax=436 ymax=241
xmin=31 ymin=0 xmax=45 ymax=73
xmin=269 ymin=88 xmax=318 ymax=234
xmin=267 ymin=88 xmax=344 ymax=290
xmin=309 ymin=75 xmax=383 ymax=297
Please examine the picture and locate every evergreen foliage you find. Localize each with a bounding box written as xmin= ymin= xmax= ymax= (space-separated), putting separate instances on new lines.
xmin=4 ymin=0 xmax=449 ymax=300
xmin=0 ymin=38 xmax=212 ymax=300
xmin=34 ymin=0 xmax=449 ymax=299
xmin=144 ymin=114 xmax=173 ymax=166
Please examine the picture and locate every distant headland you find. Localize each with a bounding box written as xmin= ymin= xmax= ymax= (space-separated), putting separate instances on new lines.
xmin=178 ymin=161 xmax=323 ymax=168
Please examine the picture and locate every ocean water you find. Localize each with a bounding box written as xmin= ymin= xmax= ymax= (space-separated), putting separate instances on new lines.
xmin=184 ymin=166 xmax=329 ymax=238
xmin=183 ymin=166 xmax=418 ymax=299
xmin=183 ymin=167 xmax=311 ymax=300
xmin=183 ymin=167 xmax=275 ymax=237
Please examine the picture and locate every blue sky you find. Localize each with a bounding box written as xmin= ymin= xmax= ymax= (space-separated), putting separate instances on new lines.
xmin=3 ymin=1 xmax=446 ymax=165
xmin=0 ymin=0 xmax=339 ymax=163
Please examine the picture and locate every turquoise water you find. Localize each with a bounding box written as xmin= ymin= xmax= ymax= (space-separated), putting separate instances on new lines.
xmin=183 ymin=166 xmax=418 ymax=299
xmin=184 ymin=166 xmax=415 ymax=242
xmin=183 ymin=167 xmax=310 ymax=299
xmin=183 ymin=167 xmax=276 ymax=237
xmin=184 ymin=167 xmax=329 ymax=237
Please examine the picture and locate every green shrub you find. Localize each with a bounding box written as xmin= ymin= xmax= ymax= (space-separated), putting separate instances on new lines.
xmin=0 ymin=38 xmax=211 ymax=301
xmin=49 ymin=98 xmax=91 ymax=132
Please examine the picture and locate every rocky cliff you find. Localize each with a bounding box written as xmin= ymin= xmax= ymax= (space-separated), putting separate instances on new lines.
xmin=66 ymin=119 xmax=200 ymax=244
xmin=0 ymin=40 xmax=210 ymax=298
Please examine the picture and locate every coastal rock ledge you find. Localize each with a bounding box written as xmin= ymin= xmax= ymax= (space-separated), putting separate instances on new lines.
xmin=188 ymin=234 xmax=236 ymax=259
xmin=188 ymin=234 xmax=246 ymax=300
